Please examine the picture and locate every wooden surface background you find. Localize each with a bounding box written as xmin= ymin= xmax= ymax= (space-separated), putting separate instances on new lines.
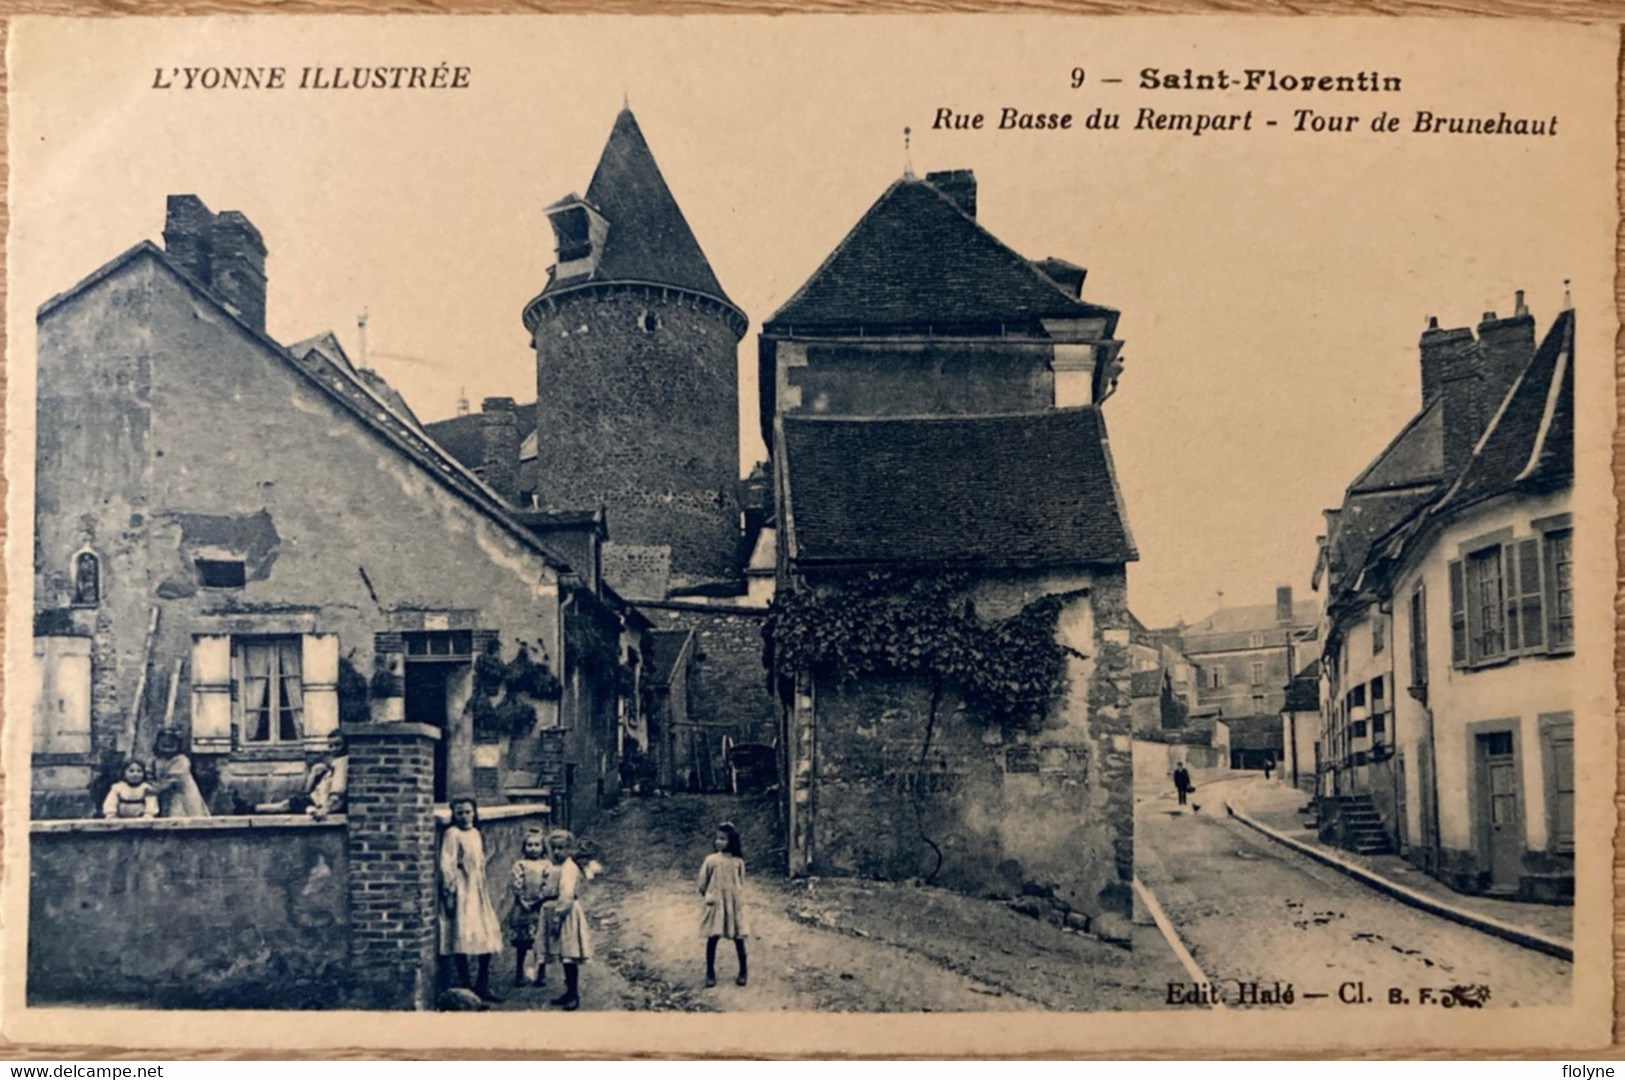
xmin=0 ymin=0 xmax=1619 ymax=1061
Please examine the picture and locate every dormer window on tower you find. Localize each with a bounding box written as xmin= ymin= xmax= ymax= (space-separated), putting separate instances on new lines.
xmin=545 ymin=195 xmax=610 ymax=284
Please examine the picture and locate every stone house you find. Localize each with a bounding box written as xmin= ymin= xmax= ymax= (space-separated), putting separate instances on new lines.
xmin=1313 ymin=297 xmax=1575 ymax=901
xmin=1172 ymin=588 xmax=1320 ymax=721
xmin=421 ymin=107 xmax=780 ymax=794
xmin=762 ymin=168 xmax=1137 ymax=938
xmin=30 ymin=195 xmax=632 ymax=830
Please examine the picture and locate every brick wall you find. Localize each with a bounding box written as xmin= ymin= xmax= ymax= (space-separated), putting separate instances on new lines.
xmin=531 ymin=288 xmax=742 ymax=586
xmin=343 ymin=722 xmax=439 ymax=1010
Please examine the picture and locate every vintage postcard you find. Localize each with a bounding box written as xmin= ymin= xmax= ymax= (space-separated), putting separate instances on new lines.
xmin=1 ymin=14 xmax=1616 ymax=1055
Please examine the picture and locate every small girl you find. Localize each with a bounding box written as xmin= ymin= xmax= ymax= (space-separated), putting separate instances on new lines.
xmin=508 ymin=828 xmax=551 ymax=988
xmin=541 ymin=828 xmax=593 ymax=1011
xmin=152 ymin=730 xmax=210 ymax=818
xmin=698 ymin=821 xmax=748 ymax=988
xmin=101 ymin=760 xmax=158 ymax=820
xmin=439 ymin=796 xmax=506 ymax=1003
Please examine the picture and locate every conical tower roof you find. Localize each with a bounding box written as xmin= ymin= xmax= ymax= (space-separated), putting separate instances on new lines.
xmin=543 ymin=108 xmax=732 ymax=304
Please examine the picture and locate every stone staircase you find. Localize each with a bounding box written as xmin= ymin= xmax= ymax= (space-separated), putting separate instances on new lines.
xmin=1322 ymin=794 xmax=1396 ymax=856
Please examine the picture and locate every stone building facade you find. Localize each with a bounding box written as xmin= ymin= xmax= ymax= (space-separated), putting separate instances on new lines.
xmin=30 ymin=195 xmax=630 ymax=828
xmin=764 ymin=170 xmax=1137 ymax=939
xmin=524 ymin=108 xmax=748 ymax=592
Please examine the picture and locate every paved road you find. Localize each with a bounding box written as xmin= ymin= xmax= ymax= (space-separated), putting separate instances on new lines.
xmin=1135 ymin=776 xmax=1572 ymax=1010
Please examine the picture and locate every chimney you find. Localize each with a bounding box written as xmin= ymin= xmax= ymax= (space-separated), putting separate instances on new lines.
xmin=1477 ymin=292 xmax=1536 ymax=412
xmin=163 ymin=194 xmax=215 ymax=285
xmin=1420 ymin=322 xmax=1488 ymax=476
xmin=925 ymin=169 xmax=977 ymax=218
xmin=477 ymin=397 xmax=521 ymax=505
xmin=208 ymin=211 xmax=268 ymax=333
xmin=1275 ymin=585 xmax=1294 ymax=627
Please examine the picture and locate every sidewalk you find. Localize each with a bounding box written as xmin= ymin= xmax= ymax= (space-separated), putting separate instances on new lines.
xmin=1225 ymin=776 xmax=1573 ymax=948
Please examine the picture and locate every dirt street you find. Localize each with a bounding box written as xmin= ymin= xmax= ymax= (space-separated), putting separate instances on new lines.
xmin=494 ymin=794 xmax=1183 ymax=1012
xmin=1133 ymin=767 xmax=1572 ymax=1010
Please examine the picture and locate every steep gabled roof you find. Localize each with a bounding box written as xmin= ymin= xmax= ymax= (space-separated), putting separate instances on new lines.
xmin=1349 ymin=398 xmax=1446 ymax=495
xmin=765 ymin=176 xmax=1113 ymax=331
xmin=423 ymin=402 xmax=539 ymax=473
xmin=41 ymin=241 xmax=571 ymax=574
xmin=780 ymin=407 xmax=1136 ymax=570
xmin=1438 ymin=308 xmax=1575 ymax=512
xmin=541 ymin=108 xmax=731 ymax=304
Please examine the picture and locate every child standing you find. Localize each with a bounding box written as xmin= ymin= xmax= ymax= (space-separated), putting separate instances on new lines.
xmin=152 ymin=730 xmax=210 ymax=818
xmin=541 ymin=828 xmax=592 ymax=1011
xmin=439 ymin=797 xmax=505 ymax=1003
xmin=508 ymin=828 xmax=551 ymax=988
xmin=698 ymin=821 xmax=748 ymax=988
xmin=101 ymin=760 xmax=159 ymax=820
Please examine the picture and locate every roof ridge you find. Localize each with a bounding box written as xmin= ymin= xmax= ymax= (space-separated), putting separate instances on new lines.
xmin=767 ymin=177 xmax=910 ymax=325
xmin=51 ymin=242 xmax=571 ymax=574
xmin=1513 ymin=310 xmax=1574 ymax=483
xmin=912 ymin=174 xmax=1091 ymax=310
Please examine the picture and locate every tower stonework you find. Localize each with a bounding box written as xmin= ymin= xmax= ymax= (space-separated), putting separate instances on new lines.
xmin=524 ymin=108 xmax=747 ymax=592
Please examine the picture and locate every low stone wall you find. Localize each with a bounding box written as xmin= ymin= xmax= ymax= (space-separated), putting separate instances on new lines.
xmin=29 ymin=816 xmax=348 ymax=1009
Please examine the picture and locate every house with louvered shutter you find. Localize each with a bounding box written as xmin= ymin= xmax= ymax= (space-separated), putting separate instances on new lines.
xmin=29 ymin=195 xmax=629 ymax=827
xmin=1312 ymin=297 xmax=1575 ymax=902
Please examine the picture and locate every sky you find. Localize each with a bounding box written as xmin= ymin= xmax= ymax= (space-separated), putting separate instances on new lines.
xmin=8 ymin=16 xmax=1616 ymax=627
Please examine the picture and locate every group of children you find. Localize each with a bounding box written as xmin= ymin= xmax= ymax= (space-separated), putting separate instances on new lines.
xmin=100 ymin=730 xmax=210 ymax=819
xmin=438 ymin=798 xmax=752 ymax=1010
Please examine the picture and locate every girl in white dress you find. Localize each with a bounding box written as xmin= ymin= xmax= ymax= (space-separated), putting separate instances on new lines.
xmin=541 ymin=828 xmax=593 ymax=1011
xmin=439 ymin=797 xmax=505 ymax=1002
xmin=698 ymin=821 xmax=748 ymax=987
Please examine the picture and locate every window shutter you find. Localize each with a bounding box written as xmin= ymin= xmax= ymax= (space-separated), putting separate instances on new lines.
xmin=1502 ymin=543 xmax=1521 ymax=652
xmin=1515 ymin=538 xmax=1544 ymax=650
xmin=34 ymin=636 xmax=92 ymax=755
xmin=190 ymin=635 xmax=233 ymax=752
xmin=1448 ymin=560 xmax=1467 ymax=666
xmin=302 ymin=633 xmax=340 ymax=745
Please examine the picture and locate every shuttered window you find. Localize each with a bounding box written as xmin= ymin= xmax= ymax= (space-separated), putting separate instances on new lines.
xmin=1408 ymin=585 xmax=1428 ymax=689
xmin=1448 ymin=560 xmax=1467 ymax=666
xmin=192 ymin=632 xmax=336 ymax=751
xmin=190 ymin=635 xmax=234 ymax=752
xmin=1513 ymin=538 xmax=1545 ymax=651
xmin=1545 ymin=529 xmax=1573 ymax=649
xmin=1466 ymin=546 xmax=1506 ymax=661
xmin=1541 ymin=713 xmax=1574 ymax=854
xmin=33 ymin=636 xmax=92 ymax=755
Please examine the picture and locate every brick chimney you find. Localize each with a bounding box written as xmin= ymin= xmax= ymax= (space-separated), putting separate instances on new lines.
xmin=1421 ymin=319 xmax=1486 ymax=475
xmin=1477 ymin=290 xmax=1536 ymax=412
xmin=477 ymin=397 xmax=520 ymax=505
xmin=925 ymin=169 xmax=977 ymax=218
xmin=163 ymin=195 xmax=214 ymax=284
xmin=1275 ymin=585 xmax=1294 ymax=627
xmin=161 ymin=195 xmax=268 ymax=333
xmin=210 ymin=211 xmax=268 ymax=333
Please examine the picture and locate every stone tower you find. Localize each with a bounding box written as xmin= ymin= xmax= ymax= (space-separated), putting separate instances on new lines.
xmin=523 ymin=108 xmax=748 ymax=593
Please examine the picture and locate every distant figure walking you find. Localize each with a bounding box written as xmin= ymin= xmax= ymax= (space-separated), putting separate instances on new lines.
xmin=1173 ymin=763 xmax=1192 ymax=807
xmin=699 ymin=821 xmax=749 ymax=988
xmin=1263 ymin=757 xmax=1274 ymax=781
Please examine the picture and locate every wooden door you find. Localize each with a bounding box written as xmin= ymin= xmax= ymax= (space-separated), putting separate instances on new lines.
xmin=1477 ymin=731 xmax=1522 ymax=891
